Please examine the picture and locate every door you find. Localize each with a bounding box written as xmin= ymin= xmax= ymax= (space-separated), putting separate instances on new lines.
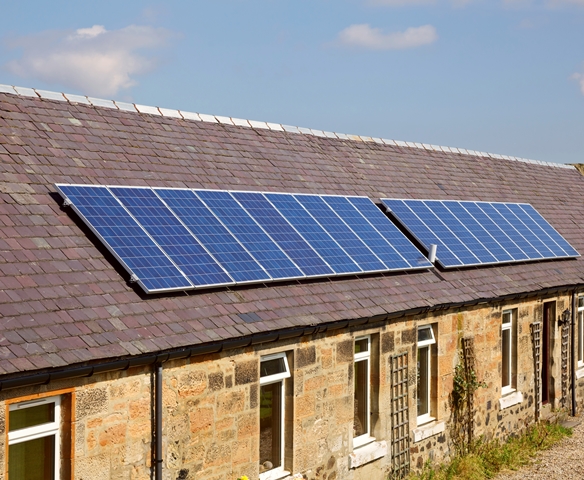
xmin=542 ymin=301 xmax=555 ymax=404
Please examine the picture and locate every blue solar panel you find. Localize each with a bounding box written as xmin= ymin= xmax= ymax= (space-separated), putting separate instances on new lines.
xmin=109 ymin=187 xmax=234 ymax=287
xmin=383 ymin=198 xmax=579 ymax=268
xmin=519 ymin=204 xmax=580 ymax=257
xmin=382 ymin=199 xmax=463 ymax=267
xmin=55 ymin=185 xmax=192 ymax=292
xmin=232 ymin=192 xmax=334 ymax=277
xmin=295 ymin=194 xmax=386 ymax=272
xmin=194 ymin=190 xmax=304 ymax=280
xmin=347 ymin=197 xmax=432 ymax=269
xmin=265 ymin=193 xmax=362 ymax=275
xmin=154 ymin=189 xmax=271 ymax=283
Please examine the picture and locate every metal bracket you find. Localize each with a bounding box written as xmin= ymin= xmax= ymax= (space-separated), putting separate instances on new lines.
xmin=129 ymin=274 xmax=139 ymax=283
xmin=62 ymin=198 xmax=72 ymax=207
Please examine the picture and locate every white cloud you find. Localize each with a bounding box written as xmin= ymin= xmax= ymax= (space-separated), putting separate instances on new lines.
xmin=571 ymin=71 xmax=584 ymax=95
xmin=336 ymin=24 xmax=438 ymax=50
xmin=4 ymin=25 xmax=171 ymax=97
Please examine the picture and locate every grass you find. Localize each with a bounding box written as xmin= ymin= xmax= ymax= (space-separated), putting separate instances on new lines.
xmin=407 ymin=420 xmax=573 ymax=480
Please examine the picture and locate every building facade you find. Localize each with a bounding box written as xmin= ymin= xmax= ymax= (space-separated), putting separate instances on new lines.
xmin=1 ymin=85 xmax=584 ymax=480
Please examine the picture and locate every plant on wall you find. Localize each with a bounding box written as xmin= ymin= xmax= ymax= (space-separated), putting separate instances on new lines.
xmin=449 ymin=337 xmax=486 ymax=455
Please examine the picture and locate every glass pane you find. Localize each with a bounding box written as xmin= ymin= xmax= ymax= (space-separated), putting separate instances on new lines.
xmin=355 ymin=338 xmax=368 ymax=354
xmin=259 ymin=382 xmax=282 ymax=472
xmin=9 ymin=435 xmax=55 ymax=480
xmin=502 ymin=311 xmax=512 ymax=325
xmin=353 ymin=359 xmax=368 ymax=437
xmin=502 ymin=329 xmax=511 ymax=388
xmin=579 ymin=296 xmax=584 ymax=309
xmin=260 ymin=357 xmax=286 ymax=378
xmin=418 ymin=326 xmax=433 ymax=343
xmin=9 ymin=403 xmax=55 ymax=431
xmin=417 ymin=346 xmax=430 ymax=416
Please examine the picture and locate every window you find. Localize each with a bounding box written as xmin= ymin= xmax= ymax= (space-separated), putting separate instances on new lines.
xmin=417 ymin=325 xmax=436 ymax=425
xmin=8 ymin=396 xmax=61 ymax=480
xmin=578 ymin=296 xmax=584 ymax=368
xmin=353 ymin=336 xmax=372 ymax=448
xmin=501 ymin=309 xmax=516 ymax=395
xmin=259 ymin=353 xmax=290 ymax=480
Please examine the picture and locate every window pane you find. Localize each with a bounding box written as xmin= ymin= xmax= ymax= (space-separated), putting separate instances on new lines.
xmin=418 ymin=326 xmax=433 ymax=343
xmin=260 ymin=357 xmax=286 ymax=378
xmin=579 ymin=296 xmax=584 ymax=309
xmin=259 ymin=382 xmax=282 ymax=472
xmin=9 ymin=435 xmax=55 ymax=480
xmin=355 ymin=338 xmax=368 ymax=354
xmin=353 ymin=359 xmax=368 ymax=437
xmin=502 ymin=329 xmax=511 ymax=388
xmin=502 ymin=311 xmax=512 ymax=325
xmin=417 ymin=346 xmax=430 ymax=417
xmin=9 ymin=403 xmax=55 ymax=431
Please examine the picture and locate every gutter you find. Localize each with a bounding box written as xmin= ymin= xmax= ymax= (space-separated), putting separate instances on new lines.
xmin=0 ymin=283 xmax=582 ymax=392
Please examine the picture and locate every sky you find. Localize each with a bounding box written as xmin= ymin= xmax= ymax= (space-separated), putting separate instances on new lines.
xmin=1 ymin=1 xmax=583 ymax=164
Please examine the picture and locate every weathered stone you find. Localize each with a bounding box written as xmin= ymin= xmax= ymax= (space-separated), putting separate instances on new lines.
xmin=297 ymin=346 xmax=316 ymax=368
xmin=235 ymin=360 xmax=258 ymax=385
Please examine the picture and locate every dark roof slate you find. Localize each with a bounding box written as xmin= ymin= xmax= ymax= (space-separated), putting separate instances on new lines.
xmin=2 ymin=90 xmax=584 ymax=376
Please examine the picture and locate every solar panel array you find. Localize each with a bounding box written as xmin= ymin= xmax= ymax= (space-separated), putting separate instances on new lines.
xmin=56 ymin=185 xmax=432 ymax=293
xmin=382 ymin=199 xmax=579 ymax=268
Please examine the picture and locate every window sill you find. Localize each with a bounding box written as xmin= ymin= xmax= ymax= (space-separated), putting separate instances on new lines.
xmin=499 ymin=390 xmax=523 ymax=410
xmin=260 ymin=468 xmax=290 ymax=480
xmin=349 ymin=440 xmax=388 ymax=469
xmin=576 ymin=367 xmax=584 ymax=380
xmin=413 ymin=420 xmax=446 ymax=443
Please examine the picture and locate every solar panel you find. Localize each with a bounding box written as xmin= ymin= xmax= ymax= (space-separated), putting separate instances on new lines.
xmin=194 ymin=190 xmax=305 ymax=280
xmin=265 ymin=193 xmax=362 ymax=275
xmin=343 ymin=196 xmax=432 ymax=270
xmin=55 ymin=185 xmax=193 ymax=293
xmin=57 ymin=184 xmax=437 ymax=294
xmin=294 ymin=194 xmax=386 ymax=272
xmin=231 ymin=192 xmax=334 ymax=277
xmin=109 ymin=187 xmax=234 ymax=287
xmin=154 ymin=188 xmax=271 ymax=284
xmin=383 ymin=198 xmax=579 ymax=268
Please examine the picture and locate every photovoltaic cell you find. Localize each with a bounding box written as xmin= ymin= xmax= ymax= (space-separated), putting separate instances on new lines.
xmin=194 ymin=190 xmax=304 ymax=280
xmin=57 ymin=184 xmax=440 ymax=294
xmin=383 ymin=198 xmax=579 ymax=269
xmin=519 ymin=204 xmax=580 ymax=257
xmin=265 ymin=193 xmax=362 ymax=275
xmin=232 ymin=192 xmax=334 ymax=277
xmin=55 ymin=185 xmax=192 ymax=292
xmin=109 ymin=187 xmax=234 ymax=287
xmin=294 ymin=194 xmax=386 ymax=272
xmin=154 ymin=188 xmax=270 ymax=283
xmin=347 ymin=197 xmax=432 ymax=269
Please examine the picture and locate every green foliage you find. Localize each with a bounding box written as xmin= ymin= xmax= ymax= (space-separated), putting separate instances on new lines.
xmin=407 ymin=421 xmax=572 ymax=480
xmin=449 ymin=346 xmax=487 ymax=455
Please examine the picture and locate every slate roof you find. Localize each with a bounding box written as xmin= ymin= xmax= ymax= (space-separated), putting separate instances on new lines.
xmin=1 ymin=85 xmax=584 ymax=378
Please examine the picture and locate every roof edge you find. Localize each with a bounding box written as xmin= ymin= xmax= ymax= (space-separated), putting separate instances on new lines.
xmin=0 ymin=83 xmax=573 ymax=170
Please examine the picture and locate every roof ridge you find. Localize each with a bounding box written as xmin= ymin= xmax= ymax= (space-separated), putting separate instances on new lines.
xmin=0 ymin=83 xmax=573 ymax=170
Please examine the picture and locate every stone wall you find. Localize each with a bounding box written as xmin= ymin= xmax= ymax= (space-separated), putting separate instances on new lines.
xmin=0 ymin=293 xmax=578 ymax=480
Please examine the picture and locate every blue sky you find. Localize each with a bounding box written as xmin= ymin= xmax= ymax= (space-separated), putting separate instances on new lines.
xmin=1 ymin=1 xmax=583 ymax=164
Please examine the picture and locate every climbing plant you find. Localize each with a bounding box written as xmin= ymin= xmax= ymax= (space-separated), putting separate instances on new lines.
xmin=449 ymin=337 xmax=486 ymax=455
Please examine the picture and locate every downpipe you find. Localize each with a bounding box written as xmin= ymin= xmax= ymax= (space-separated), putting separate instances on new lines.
xmin=155 ymin=363 xmax=163 ymax=479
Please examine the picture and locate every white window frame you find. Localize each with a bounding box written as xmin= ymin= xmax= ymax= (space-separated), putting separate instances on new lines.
xmin=353 ymin=335 xmax=373 ymax=449
xmin=8 ymin=395 xmax=61 ymax=480
xmin=417 ymin=325 xmax=436 ymax=425
xmin=259 ymin=353 xmax=290 ymax=480
xmin=578 ymin=296 xmax=584 ymax=368
xmin=501 ymin=309 xmax=515 ymax=396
